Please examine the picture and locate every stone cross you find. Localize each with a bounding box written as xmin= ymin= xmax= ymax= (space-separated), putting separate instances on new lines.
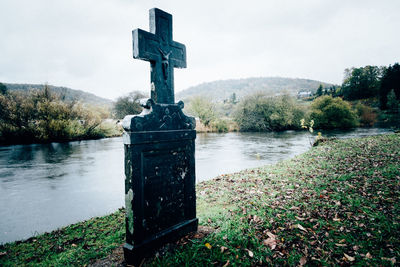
xmin=132 ymin=8 xmax=186 ymax=104
xmin=123 ymin=8 xmax=196 ymax=265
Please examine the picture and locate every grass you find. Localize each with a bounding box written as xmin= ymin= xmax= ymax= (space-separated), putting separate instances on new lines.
xmin=0 ymin=210 xmax=125 ymax=266
xmin=1 ymin=133 xmax=399 ymax=266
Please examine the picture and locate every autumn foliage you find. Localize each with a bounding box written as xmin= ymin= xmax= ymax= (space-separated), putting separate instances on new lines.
xmin=0 ymin=85 xmax=111 ymax=144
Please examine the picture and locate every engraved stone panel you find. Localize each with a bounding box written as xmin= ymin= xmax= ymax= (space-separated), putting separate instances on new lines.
xmin=142 ymin=147 xmax=187 ymax=235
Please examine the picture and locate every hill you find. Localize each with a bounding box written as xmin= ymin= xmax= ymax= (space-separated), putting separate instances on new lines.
xmin=3 ymin=83 xmax=113 ymax=107
xmin=176 ymin=77 xmax=335 ymax=101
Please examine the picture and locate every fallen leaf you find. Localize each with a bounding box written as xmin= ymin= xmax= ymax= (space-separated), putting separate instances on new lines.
xmin=263 ymin=237 xmax=277 ymax=250
xmin=344 ymin=253 xmax=355 ymax=262
xmin=252 ymin=215 xmax=261 ymax=223
xmin=220 ymin=246 xmax=228 ymax=253
xmin=299 ymin=256 xmax=307 ymax=266
xmin=71 ymin=244 xmax=77 ymax=247
xmin=246 ymin=249 xmax=254 ymax=258
xmin=297 ymin=224 xmax=308 ymax=232
xmin=266 ymin=231 xmax=276 ymax=239
xmin=222 ymin=260 xmax=230 ymax=267
xmin=365 ymin=252 xmax=372 ymax=259
xmin=205 ymin=243 xmax=212 ymax=249
xmin=335 ymin=243 xmax=347 ymax=247
xmin=333 ymin=214 xmax=341 ymax=221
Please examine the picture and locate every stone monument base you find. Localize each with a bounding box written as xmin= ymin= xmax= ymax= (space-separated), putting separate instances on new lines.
xmin=123 ymin=218 xmax=198 ymax=265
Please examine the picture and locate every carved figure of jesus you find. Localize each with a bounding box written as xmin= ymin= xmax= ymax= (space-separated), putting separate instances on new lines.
xmin=158 ymin=48 xmax=171 ymax=80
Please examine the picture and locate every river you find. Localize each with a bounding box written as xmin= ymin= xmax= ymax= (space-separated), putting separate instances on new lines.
xmin=0 ymin=128 xmax=392 ymax=244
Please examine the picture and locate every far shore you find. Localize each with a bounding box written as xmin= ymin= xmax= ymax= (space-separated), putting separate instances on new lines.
xmin=0 ymin=124 xmax=395 ymax=146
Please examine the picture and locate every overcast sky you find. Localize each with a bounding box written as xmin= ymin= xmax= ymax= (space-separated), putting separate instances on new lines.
xmin=1 ymin=0 xmax=399 ymax=100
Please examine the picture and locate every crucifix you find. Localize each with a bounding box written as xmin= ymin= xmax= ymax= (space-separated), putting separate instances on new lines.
xmin=123 ymin=9 xmax=197 ymax=265
xmin=132 ymin=8 xmax=186 ymax=104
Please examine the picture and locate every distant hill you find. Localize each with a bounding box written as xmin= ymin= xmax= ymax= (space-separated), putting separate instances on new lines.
xmin=176 ymin=77 xmax=335 ymax=102
xmin=3 ymin=83 xmax=113 ymax=107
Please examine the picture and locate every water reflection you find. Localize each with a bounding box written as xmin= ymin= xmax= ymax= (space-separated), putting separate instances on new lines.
xmin=0 ymin=128 xmax=393 ymax=244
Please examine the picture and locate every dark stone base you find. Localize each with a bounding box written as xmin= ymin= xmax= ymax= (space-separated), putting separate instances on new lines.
xmin=123 ymin=218 xmax=198 ymax=266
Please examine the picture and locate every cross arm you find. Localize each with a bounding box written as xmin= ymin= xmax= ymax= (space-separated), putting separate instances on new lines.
xmin=132 ymin=28 xmax=159 ymax=61
xmin=170 ymin=41 xmax=186 ymax=68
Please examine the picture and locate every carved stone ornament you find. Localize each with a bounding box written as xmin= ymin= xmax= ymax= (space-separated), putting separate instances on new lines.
xmin=122 ymin=99 xmax=195 ymax=132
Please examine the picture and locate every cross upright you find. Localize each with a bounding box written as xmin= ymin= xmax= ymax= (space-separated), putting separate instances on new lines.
xmin=132 ymin=8 xmax=186 ymax=104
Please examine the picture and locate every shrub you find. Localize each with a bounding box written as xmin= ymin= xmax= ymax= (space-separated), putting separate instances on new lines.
xmin=210 ymin=118 xmax=229 ymax=132
xmin=185 ymin=96 xmax=216 ymax=126
xmin=354 ymin=102 xmax=377 ymax=127
xmin=233 ymin=94 xmax=307 ymax=131
xmin=0 ymin=86 xmax=113 ymax=144
xmin=113 ymin=91 xmax=144 ymax=119
xmin=310 ymin=96 xmax=358 ymax=129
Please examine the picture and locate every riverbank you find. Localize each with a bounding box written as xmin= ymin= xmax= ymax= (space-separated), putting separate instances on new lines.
xmin=1 ymin=133 xmax=399 ymax=266
xmin=0 ymin=120 xmax=123 ymax=146
xmin=194 ymin=117 xmax=239 ymax=133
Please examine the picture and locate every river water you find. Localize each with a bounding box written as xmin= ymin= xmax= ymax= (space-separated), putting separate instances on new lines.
xmin=0 ymin=128 xmax=392 ymax=244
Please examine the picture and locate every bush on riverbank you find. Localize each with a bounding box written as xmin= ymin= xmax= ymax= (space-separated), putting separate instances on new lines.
xmin=233 ymin=94 xmax=306 ymax=131
xmin=185 ymin=96 xmax=237 ymax=132
xmin=2 ymin=133 xmax=398 ymax=266
xmin=354 ymin=102 xmax=378 ymax=127
xmin=185 ymin=96 xmax=216 ymax=127
xmin=195 ymin=117 xmax=238 ymax=133
xmin=184 ymin=91 xmax=391 ymax=133
xmin=113 ymin=91 xmax=145 ymax=119
xmin=310 ymin=95 xmax=359 ymax=129
xmin=0 ymin=86 xmax=114 ymax=144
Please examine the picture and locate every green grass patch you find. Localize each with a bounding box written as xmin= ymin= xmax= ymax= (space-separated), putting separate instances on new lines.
xmin=0 ymin=209 xmax=125 ymax=266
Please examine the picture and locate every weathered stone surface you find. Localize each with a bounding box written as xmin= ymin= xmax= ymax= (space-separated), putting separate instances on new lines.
xmin=123 ymin=8 xmax=197 ymax=266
